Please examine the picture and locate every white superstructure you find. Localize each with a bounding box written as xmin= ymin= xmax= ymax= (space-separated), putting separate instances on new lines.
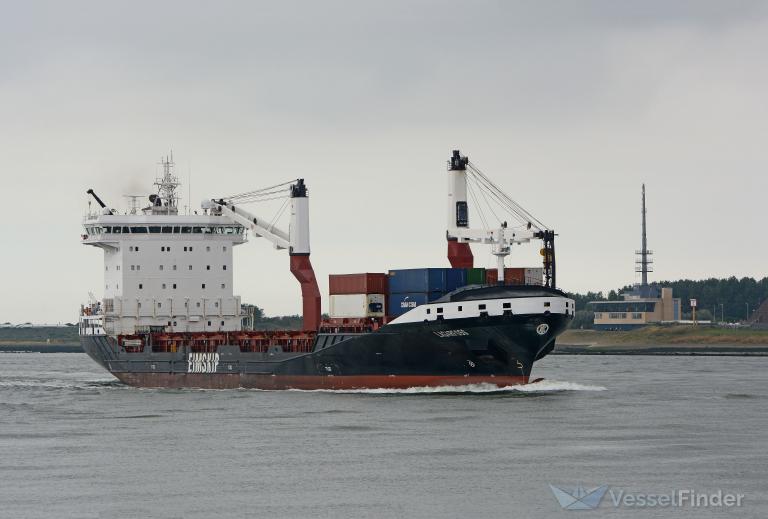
xmin=81 ymin=156 xmax=246 ymax=335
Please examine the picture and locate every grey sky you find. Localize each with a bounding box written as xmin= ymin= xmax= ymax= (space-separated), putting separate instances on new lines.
xmin=1 ymin=1 xmax=767 ymax=323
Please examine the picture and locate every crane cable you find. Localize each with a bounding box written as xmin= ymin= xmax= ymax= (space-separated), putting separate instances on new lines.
xmin=220 ymin=179 xmax=297 ymax=203
xmin=466 ymin=162 xmax=548 ymax=231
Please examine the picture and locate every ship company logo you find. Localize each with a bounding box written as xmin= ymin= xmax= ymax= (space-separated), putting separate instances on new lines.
xmin=549 ymin=484 xmax=608 ymax=510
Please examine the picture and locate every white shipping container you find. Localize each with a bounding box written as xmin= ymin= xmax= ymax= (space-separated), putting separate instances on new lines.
xmin=329 ymin=294 xmax=386 ymax=318
xmin=524 ymin=267 xmax=544 ymax=286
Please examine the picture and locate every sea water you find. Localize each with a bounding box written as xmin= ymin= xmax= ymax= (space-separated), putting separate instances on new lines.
xmin=0 ymin=353 xmax=766 ymax=518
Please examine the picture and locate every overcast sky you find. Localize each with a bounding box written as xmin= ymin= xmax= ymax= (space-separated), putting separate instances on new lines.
xmin=1 ymin=1 xmax=767 ymax=323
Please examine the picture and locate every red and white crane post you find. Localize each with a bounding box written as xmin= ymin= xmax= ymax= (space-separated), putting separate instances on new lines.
xmin=212 ymin=179 xmax=321 ymax=331
xmin=445 ymin=150 xmax=557 ymax=288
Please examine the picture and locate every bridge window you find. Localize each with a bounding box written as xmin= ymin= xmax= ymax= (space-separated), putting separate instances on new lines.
xmin=173 ymin=284 xmax=177 ymax=289
xmin=206 ymin=265 xmax=210 ymax=270
xmin=223 ymin=265 xmax=227 ymax=270
xmin=478 ymin=304 xmax=486 ymax=310
xmin=149 ymin=226 xmax=161 ymax=233
xmin=426 ymin=308 xmax=431 ymax=314
xmin=135 ymin=246 xmax=139 ymax=251
xmin=181 ymin=227 xmax=192 ymax=234
xmin=503 ymin=302 xmax=511 ymax=309
xmin=162 ymin=226 xmax=172 ymax=233
xmin=139 ymin=284 xmax=143 ymax=289
xmin=437 ymin=308 xmax=443 ymax=314
xmin=221 ymin=283 xmax=225 ymax=289
xmin=188 ymin=265 xmax=193 ymax=270
xmin=161 ymin=246 xmax=165 ymax=251
xmin=202 ymin=284 xmax=206 ymax=289
xmin=458 ymin=306 xmax=463 ymax=311
xmin=544 ymin=302 xmax=551 ymax=307
xmin=159 ymin=265 xmax=164 ymax=271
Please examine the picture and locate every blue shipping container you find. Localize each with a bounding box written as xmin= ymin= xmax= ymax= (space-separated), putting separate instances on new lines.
xmin=388 ymin=268 xmax=468 ymax=294
xmin=388 ymin=292 xmax=444 ymax=317
xmin=445 ymin=268 xmax=467 ymax=293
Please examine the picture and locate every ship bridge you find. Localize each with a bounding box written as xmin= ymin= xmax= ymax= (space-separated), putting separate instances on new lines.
xmin=81 ymin=155 xmax=250 ymax=336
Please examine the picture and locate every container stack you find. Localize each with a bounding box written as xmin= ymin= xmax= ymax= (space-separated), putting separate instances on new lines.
xmin=387 ymin=268 xmax=467 ymax=317
xmin=485 ymin=267 xmax=544 ymax=286
xmin=328 ymin=273 xmax=388 ymax=318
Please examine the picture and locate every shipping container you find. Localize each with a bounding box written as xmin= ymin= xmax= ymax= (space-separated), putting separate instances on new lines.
xmin=388 ymin=268 xmax=467 ymax=294
xmin=524 ymin=267 xmax=544 ymax=286
xmin=387 ymin=292 xmax=444 ymax=317
xmin=388 ymin=268 xmax=446 ymax=293
xmin=329 ymin=273 xmax=389 ymax=295
xmin=485 ymin=267 xmax=526 ymax=285
xmin=465 ymin=267 xmax=487 ymax=285
xmin=445 ymin=268 xmax=467 ymax=292
xmin=329 ymin=294 xmax=386 ymax=318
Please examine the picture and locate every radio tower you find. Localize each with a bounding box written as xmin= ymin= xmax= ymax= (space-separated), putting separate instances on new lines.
xmin=635 ymin=184 xmax=653 ymax=288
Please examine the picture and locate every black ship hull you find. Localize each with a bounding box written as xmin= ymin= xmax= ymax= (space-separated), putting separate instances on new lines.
xmin=81 ymin=311 xmax=570 ymax=390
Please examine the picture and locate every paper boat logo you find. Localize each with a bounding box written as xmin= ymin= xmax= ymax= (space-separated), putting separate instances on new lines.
xmin=549 ymin=484 xmax=609 ymax=510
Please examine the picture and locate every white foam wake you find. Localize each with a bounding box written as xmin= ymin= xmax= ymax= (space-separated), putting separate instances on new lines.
xmin=287 ymin=380 xmax=606 ymax=394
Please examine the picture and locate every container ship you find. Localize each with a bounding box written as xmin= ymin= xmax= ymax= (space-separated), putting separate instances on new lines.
xmin=79 ymin=150 xmax=574 ymax=389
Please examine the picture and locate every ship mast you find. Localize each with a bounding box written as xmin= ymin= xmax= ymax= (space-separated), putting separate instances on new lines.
xmin=154 ymin=152 xmax=180 ymax=214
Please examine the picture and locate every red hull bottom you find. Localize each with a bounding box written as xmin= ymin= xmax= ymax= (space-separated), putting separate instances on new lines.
xmin=112 ymin=372 xmax=532 ymax=390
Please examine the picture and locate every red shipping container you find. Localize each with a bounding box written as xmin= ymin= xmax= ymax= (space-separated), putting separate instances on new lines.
xmin=485 ymin=268 xmax=526 ymax=285
xmin=329 ymin=273 xmax=389 ymax=295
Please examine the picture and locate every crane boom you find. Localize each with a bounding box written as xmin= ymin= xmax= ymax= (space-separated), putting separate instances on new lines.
xmin=212 ymin=179 xmax=321 ymax=331
xmin=445 ymin=150 xmax=556 ymax=288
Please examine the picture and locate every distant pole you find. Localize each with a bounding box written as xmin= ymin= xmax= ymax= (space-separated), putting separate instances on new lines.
xmin=720 ymin=303 xmax=724 ymax=323
xmin=746 ymin=302 xmax=749 ymax=321
xmin=641 ymin=184 xmax=648 ymax=286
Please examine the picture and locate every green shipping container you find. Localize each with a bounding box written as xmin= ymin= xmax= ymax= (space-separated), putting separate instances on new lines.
xmin=465 ymin=268 xmax=487 ymax=285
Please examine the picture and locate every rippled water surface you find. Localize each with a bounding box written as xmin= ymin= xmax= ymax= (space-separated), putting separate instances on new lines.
xmin=1 ymin=353 xmax=766 ymax=518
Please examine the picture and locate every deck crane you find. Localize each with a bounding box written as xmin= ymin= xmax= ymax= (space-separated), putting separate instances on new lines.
xmin=210 ymin=179 xmax=321 ymax=331
xmin=446 ymin=150 xmax=557 ymax=288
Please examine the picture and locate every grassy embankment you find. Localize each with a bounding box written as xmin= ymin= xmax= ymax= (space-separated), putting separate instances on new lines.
xmin=559 ymin=325 xmax=768 ymax=353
